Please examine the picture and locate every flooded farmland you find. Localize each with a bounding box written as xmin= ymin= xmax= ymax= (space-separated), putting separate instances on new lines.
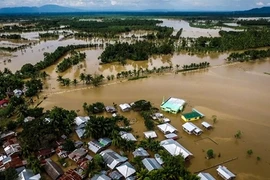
xmin=1 ymin=19 xmax=270 ymax=179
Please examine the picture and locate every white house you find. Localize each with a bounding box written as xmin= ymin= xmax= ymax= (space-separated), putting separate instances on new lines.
xmin=116 ymin=162 xmax=136 ymax=178
xmin=119 ymin=103 xmax=131 ymax=112
xmin=119 ymin=131 xmax=137 ymax=141
xmin=160 ymin=139 xmax=193 ymax=160
xmin=74 ymin=116 xmax=90 ymax=126
xmin=17 ymin=168 xmax=41 ymax=180
xmin=100 ymin=149 xmax=128 ymax=170
xmin=216 ymin=166 xmax=236 ymax=180
xmin=198 ymin=172 xmax=216 ymax=180
xmin=143 ymin=131 xmax=157 ymax=139
xmin=201 ymin=121 xmax=213 ymax=130
xmin=157 ymin=123 xmax=178 ymax=134
xmin=182 ymin=122 xmax=203 ymax=136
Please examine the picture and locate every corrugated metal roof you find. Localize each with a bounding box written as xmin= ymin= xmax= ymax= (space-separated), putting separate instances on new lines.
xmin=132 ymin=147 xmax=149 ymax=157
xmin=198 ymin=172 xmax=216 ymax=180
xmin=142 ymin=158 xmax=162 ymax=172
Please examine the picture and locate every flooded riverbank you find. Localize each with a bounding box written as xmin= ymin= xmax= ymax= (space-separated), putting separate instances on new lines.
xmin=40 ymin=61 xmax=270 ymax=180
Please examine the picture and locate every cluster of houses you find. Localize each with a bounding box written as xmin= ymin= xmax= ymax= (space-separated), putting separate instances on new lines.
xmin=0 ymin=89 xmax=24 ymax=108
xmin=0 ymin=131 xmax=41 ymax=180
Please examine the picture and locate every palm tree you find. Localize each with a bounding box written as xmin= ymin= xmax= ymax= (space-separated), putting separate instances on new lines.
xmin=73 ymin=79 xmax=78 ymax=86
xmin=80 ymin=73 xmax=86 ymax=84
xmin=85 ymin=74 xmax=92 ymax=84
xmin=57 ymin=75 xmax=63 ymax=82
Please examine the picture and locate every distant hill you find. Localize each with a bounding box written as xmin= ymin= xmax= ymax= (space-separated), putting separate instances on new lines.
xmin=242 ymin=6 xmax=270 ymax=14
xmin=0 ymin=4 xmax=82 ymax=14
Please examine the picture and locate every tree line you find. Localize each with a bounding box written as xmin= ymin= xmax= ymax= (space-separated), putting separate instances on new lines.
xmin=227 ymin=48 xmax=270 ymax=62
xmin=57 ymin=51 xmax=86 ymax=73
xmin=99 ymin=40 xmax=174 ymax=64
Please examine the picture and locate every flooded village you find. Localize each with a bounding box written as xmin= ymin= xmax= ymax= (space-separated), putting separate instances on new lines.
xmin=0 ymin=13 xmax=270 ymax=180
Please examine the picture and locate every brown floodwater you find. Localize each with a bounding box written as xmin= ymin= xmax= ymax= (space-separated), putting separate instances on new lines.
xmin=39 ymin=60 xmax=270 ymax=180
xmin=1 ymin=19 xmax=270 ymax=179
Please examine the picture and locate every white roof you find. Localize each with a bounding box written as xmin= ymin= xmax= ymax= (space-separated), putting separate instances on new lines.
xmin=116 ymin=162 xmax=136 ymax=178
xmin=157 ymin=123 xmax=178 ymax=134
xmin=217 ymin=166 xmax=236 ymax=179
xmin=198 ymin=172 xmax=216 ymax=180
xmin=182 ymin=122 xmax=203 ymax=133
xmin=74 ymin=116 xmax=90 ymax=126
xmin=160 ymin=139 xmax=193 ymax=159
xmin=120 ymin=131 xmax=137 ymax=141
xmin=142 ymin=158 xmax=162 ymax=172
xmin=162 ymin=118 xmax=171 ymax=123
xmin=119 ymin=104 xmax=131 ymax=111
xmin=143 ymin=131 xmax=157 ymax=139
xmin=202 ymin=121 xmax=212 ymax=128
xmin=165 ymin=133 xmax=178 ymax=139
xmin=4 ymin=143 xmax=21 ymax=156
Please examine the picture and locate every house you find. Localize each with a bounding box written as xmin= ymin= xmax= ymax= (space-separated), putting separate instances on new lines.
xmin=3 ymin=137 xmax=18 ymax=148
xmin=75 ymin=128 xmax=86 ymax=139
xmin=182 ymin=122 xmax=203 ymax=136
xmin=77 ymin=155 xmax=93 ymax=170
xmin=74 ymin=141 xmax=84 ymax=148
xmin=13 ymin=89 xmax=23 ymax=98
xmin=198 ymin=172 xmax=216 ymax=180
xmin=4 ymin=143 xmax=21 ymax=157
xmin=119 ymin=131 xmax=137 ymax=141
xmin=100 ymin=149 xmax=128 ymax=169
xmin=160 ymin=118 xmax=170 ymax=123
xmin=0 ymin=131 xmax=16 ymax=141
xmin=143 ymin=131 xmax=157 ymax=139
xmin=142 ymin=158 xmax=162 ymax=172
xmin=44 ymin=158 xmax=64 ymax=180
xmin=164 ymin=133 xmax=178 ymax=140
xmin=157 ymin=123 xmax=178 ymax=134
xmin=132 ymin=147 xmax=149 ymax=158
xmin=0 ymin=99 xmax=9 ymax=108
xmin=109 ymin=170 xmax=123 ymax=180
xmin=58 ymin=169 xmax=83 ymax=180
xmin=119 ymin=103 xmax=131 ymax=112
xmin=216 ymin=166 xmax=236 ymax=180
xmin=37 ymin=148 xmax=55 ymax=160
xmin=154 ymin=154 xmax=164 ymax=165
xmin=56 ymin=149 xmax=68 ymax=159
xmin=91 ymin=174 xmax=111 ymax=180
xmin=17 ymin=168 xmax=41 ymax=180
xmin=201 ymin=121 xmax=213 ymax=130
xmin=160 ymin=97 xmax=186 ymax=114
xmin=74 ymin=116 xmax=90 ymax=126
xmin=0 ymin=155 xmax=27 ymax=170
xmin=151 ymin=113 xmax=164 ymax=120
xmin=116 ymin=162 xmax=136 ymax=178
xmin=24 ymin=116 xmax=35 ymax=123
xmin=181 ymin=108 xmax=204 ymax=122
xmin=88 ymin=138 xmax=112 ymax=154
xmin=160 ymin=139 xmax=193 ymax=160
xmin=105 ymin=106 xmax=117 ymax=113
xmin=68 ymin=148 xmax=88 ymax=162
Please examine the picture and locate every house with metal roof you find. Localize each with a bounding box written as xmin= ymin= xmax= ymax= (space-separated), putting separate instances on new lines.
xmin=216 ymin=166 xmax=236 ymax=180
xmin=160 ymin=97 xmax=186 ymax=114
xmin=157 ymin=123 xmax=178 ymax=134
xmin=119 ymin=131 xmax=137 ymax=141
xmin=88 ymin=138 xmax=112 ymax=154
xmin=154 ymin=154 xmax=164 ymax=165
xmin=75 ymin=128 xmax=86 ymax=139
xmin=105 ymin=106 xmax=117 ymax=113
xmin=100 ymin=149 xmax=128 ymax=169
xmin=181 ymin=108 xmax=204 ymax=122
xmin=142 ymin=158 xmax=162 ymax=172
xmin=109 ymin=170 xmax=123 ymax=180
xmin=160 ymin=139 xmax=193 ymax=160
xmin=44 ymin=158 xmax=64 ymax=180
xmin=202 ymin=121 xmax=213 ymax=130
xmin=119 ymin=103 xmax=131 ymax=112
xmin=182 ymin=122 xmax=203 ymax=136
xmin=74 ymin=116 xmax=90 ymax=126
xmin=4 ymin=143 xmax=21 ymax=157
xmin=165 ymin=133 xmax=178 ymax=140
xmin=17 ymin=168 xmax=41 ymax=180
xmin=91 ymin=174 xmax=111 ymax=180
xmin=116 ymin=162 xmax=136 ymax=178
xmin=68 ymin=148 xmax=88 ymax=162
xmin=143 ymin=131 xmax=157 ymax=139
xmin=198 ymin=172 xmax=216 ymax=180
xmin=132 ymin=147 xmax=149 ymax=158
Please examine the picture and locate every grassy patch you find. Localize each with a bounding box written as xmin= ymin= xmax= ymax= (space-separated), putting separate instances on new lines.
xmin=264 ymin=72 xmax=270 ymax=75
xmin=128 ymin=76 xmax=148 ymax=81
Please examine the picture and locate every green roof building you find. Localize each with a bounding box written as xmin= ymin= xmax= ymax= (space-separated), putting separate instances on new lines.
xmin=181 ymin=108 xmax=204 ymax=122
xmin=160 ymin=97 xmax=186 ymax=114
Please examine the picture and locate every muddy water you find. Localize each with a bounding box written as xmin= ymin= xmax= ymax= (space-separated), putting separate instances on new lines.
xmin=40 ymin=60 xmax=270 ymax=179
xmin=158 ymin=19 xmax=243 ymax=38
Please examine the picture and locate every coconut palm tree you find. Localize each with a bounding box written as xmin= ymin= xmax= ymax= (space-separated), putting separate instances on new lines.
xmin=79 ymin=73 xmax=86 ymax=84
xmin=73 ymin=79 xmax=78 ymax=86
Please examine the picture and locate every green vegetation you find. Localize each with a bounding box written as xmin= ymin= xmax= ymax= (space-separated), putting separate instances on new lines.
xmin=227 ymin=49 xmax=270 ymax=62
xmin=99 ymin=41 xmax=174 ymax=64
xmin=57 ymin=51 xmax=86 ymax=72
xmin=140 ymin=111 xmax=155 ymax=130
xmin=247 ymin=149 xmax=253 ymax=156
xmin=83 ymin=102 xmax=105 ymax=115
xmin=207 ymin=149 xmax=214 ymax=159
xmin=179 ymin=62 xmax=210 ymax=72
xmin=237 ymin=19 xmax=270 ymax=26
xmin=212 ymin=115 xmax=217 ymax=124
xmin=39 ymin=32 xmax=59 ymax=39
xmin=0 ymin=34 xmax=23 ymax=40
xmin=0 ymin=168 xmax=18 ymax=180
xmin=235 ymin=130 xmax=242 ymax=139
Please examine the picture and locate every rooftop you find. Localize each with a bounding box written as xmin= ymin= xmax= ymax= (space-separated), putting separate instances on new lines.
xmin=157 ymin=123 xmax=178 ymax=134
xmin=217 ymin=165 xmax=236 ymax=179
xmin=198 ymin=172 xmax=216 ymax=180
xmin=142 ymin=158 xmax=162 ymax=172
xmin=182 ymin=109 xmax=204 ymax=121
xmin=132 ymin=147 xmax=149 ymax=157
xmin=116 ymin=162 xmax=136 ymax=178
xmin=160 ymin=139 xmax=193 ymax=159
xmin=143 ymin=131 xmax=157 ymax=139
xmin=160 ymin=97 xmax=186 ymax=113
xmin=119 ymin=131 xmax=137 ymax=141
xmin=100 ymin=149 xmax=128 ymax=169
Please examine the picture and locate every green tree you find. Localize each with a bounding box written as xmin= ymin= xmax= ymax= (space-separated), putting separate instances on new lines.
xmin=63 ymin=139 xmax=76 ymax=152
xmin=207 ymin=149 xmax=214 ymax=159
xmin=247 ymin=149 xmax=253 ymax=156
